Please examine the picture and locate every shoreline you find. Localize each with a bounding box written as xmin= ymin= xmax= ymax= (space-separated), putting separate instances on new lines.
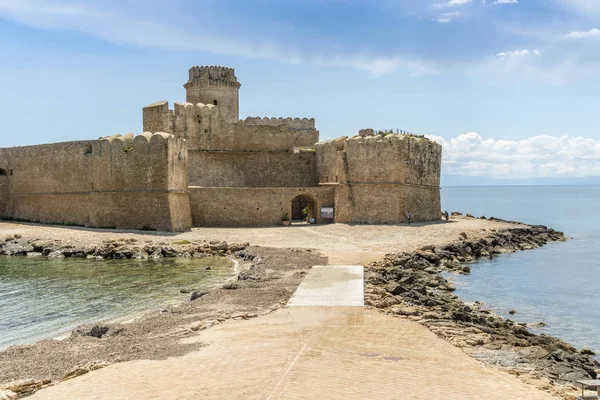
xmin=36 ymin=256 xmax=243 ymax=350
xmin=0 ymin=244 xmax=327 ymax=398
xmin=365 ymin=222 xmax=599 ymax=399
xmin=0 ymin=217 xmax=596 ymax=399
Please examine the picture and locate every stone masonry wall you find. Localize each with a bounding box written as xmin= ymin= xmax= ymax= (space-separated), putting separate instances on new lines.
xmin=143 ymin=101 xmax=320 ymax=190
xmin=333 ymin=183 xmax=441 ymax=224
xmin=316 ymin=133 xmax=442 ymax=224
xmin=316 ymin=136 xmax=348 ymax=184
xmin=0 ymin=133 xmax=192 ymax=232
xmin=189 ymin=151 xmax=317 ymax=187
xmin=184 ymin=66 xmax=240 ymax=123
xmin=143 ymin=101 xmax=318 ymax=152
xmin=189 ymin=186 xmax=335 ymax=227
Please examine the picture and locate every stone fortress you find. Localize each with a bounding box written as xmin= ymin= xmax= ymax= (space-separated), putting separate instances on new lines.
xmin=0 ymin=66 xmax=442 ymax=232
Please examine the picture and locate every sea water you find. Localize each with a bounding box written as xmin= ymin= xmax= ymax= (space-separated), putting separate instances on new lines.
xmin=442 ymin=185 xmax=600 ymax=353
xmin=0 ymin=256 xmax=233 ymax=350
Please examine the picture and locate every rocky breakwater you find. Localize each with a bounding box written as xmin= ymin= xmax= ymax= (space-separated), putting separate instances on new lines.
xmin=365 ymin=222 xmax=599 ymax=399
xmin=0 ymin=235 xmax=248 ymax=259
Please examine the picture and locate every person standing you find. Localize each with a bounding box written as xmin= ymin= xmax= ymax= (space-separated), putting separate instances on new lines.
xmin=444 ymin=210 xmax=449 ymax=221
xmin=407 ymin=211 xmax=412 ymax=225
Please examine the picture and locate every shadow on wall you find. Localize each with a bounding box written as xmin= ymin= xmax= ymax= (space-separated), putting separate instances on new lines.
xmin=291 ymin=195 xmax=316 ymax=222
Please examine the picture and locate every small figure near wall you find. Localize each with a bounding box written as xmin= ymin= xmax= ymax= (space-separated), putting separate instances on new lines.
xmin=407 ymin=211 xmax=412 ymax=225
xmin=444 ymin=210 xmax=449 ymax=221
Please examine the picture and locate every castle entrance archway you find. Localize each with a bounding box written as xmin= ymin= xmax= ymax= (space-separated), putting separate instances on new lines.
xmin=291 ymin=195 xmax=315 ymax=223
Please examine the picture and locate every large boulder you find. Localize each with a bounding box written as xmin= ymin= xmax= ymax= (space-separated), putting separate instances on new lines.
xmin=386 ymin=282 xmax=408 ymax=295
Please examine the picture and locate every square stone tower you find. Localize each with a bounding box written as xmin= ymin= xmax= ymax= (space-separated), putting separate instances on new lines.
xmin=184 ymin=66 xmax=241 ymax=123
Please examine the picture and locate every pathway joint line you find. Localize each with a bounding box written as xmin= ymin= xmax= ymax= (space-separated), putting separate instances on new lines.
xmin=265 ymin=329 xmax=316 ymax=400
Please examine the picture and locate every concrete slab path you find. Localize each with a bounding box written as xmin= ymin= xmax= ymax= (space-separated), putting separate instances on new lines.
xmin=286 ymin=265 xmax=364 ymax=307
xmin=30 ymin=308 xmax=555 ymax=400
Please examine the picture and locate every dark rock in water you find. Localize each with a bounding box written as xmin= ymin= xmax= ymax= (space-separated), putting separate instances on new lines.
xmin=205 ymin=266 xmax=213 ymax=270
xmin=509 ymin=309 xmax=516 ymax=315
xmin=222 ymin=282 xmax=241 ymax=290
xmin=189 ymin=290 xmax=209 ymax=301
xmin=530 ymin=322 xmax=547 ymax=328
xmin=461 ymin=266 xmax=471 ymax=274
xmin=581 ymin=349 xmax=596 ymax=356
xmin=180 ymin=288 xmax=191 ymax=294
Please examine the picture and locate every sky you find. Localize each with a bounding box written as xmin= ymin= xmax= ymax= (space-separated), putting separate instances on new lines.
xmin=1 ymin=0 xmax=600 ymax=178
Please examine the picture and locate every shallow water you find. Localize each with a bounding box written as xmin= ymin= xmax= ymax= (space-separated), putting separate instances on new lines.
xmin=442 ymin=185 xmax=600 ymax=354
xmin=0 ymin=256 xmax=233 ymax=350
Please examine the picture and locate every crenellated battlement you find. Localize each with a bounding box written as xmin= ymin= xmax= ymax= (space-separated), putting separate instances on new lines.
xmin=241 ymin=117 xmax=315 ymax=130
xmin=99 ymin=131 xmax=177 ymax=145
xmin=173 ymin=102 xmax=220 ymax=117
xmin=184 ymin=66 xmax=240 ymax=89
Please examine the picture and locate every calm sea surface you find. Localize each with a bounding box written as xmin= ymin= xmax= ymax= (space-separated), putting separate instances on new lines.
xmin=0 ymin=257 xmax=233 ymax=350
xmin=442 ymin=185 xmax=600 ymax=353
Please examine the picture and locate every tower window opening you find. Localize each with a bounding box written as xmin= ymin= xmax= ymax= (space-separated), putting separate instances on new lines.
xmin=0 ymin=168 xmax=6 ymax=176
xmin=213 ymin=100 xmax=218 ymax=106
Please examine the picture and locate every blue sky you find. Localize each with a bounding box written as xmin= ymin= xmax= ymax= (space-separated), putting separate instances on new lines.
xmin=1 ymin=0 xmax=600 ymax=178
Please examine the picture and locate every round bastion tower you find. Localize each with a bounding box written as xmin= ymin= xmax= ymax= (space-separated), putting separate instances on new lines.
xmin=184 ymin=66 xmax=241 ymax=123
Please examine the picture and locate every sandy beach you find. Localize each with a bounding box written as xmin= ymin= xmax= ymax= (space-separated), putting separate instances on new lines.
xmin=0 ymin=216 xmax=594 ymax=399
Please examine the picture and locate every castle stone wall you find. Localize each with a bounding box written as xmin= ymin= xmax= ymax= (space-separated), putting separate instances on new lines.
xmin=333 ymin=183 xmax=441 ymax=224
xmin=0 ymin=148 xmax=11 ymax=217
xmin=189 ymin=151 xmax=317 ymax=187
xmin=316 ymin=133 xmax=442 ymax=224
xmin=143 ymin=102 xmax=319 ymax=153
xmin=316 ymin=137 xmax=348 ymax=183
xmin=184 ymin=66 xmax=240 ymax=123
xmin=189 ymin=186 xmax=335 ymax=227
xmin=0 ymin=133 xmax=192 ymax=231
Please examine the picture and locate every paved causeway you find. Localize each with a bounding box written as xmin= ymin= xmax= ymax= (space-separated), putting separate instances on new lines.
xmin=31 ymin=265 xmax=555 ymax=400
xmin=286 ymin=265 xmax=364 ymax=307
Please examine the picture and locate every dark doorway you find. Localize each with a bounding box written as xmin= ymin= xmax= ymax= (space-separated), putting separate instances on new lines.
xmin=291 ymin=195 xmax=315 ymax=222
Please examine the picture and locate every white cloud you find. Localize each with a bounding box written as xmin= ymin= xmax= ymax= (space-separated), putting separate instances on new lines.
xmin=433 ymin=0 xmax=472 ymax=8
xmin=343 ymin=56 xmax=440 ymax=76
xmin=562 ymin=28 xmax=600 ymax=39
xmin=559 ymin=0 xmax=600 ymax=15
xmin=470 ymin=49 xmax=585 ymax=86
xmin=0 ymin=0 xmax=442 ymax=77
xmin=435 ymin=11 xmax=463 ymax=23
xmin=496 ymin=49 xmax=530 ymax=57
xmin=427 ymin=132 xmax=600 ymax=178
xmin=494 ymin=0 xmax=518 ymax=4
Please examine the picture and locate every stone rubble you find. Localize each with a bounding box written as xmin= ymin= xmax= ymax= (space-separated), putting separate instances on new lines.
xmin=365 ymin=220 xmax=598 ymax=399
xmin=0 ymin=235 xmax=249 ymax=260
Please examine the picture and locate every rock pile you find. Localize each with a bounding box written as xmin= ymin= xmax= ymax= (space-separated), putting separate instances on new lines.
xmin=365 ymin=223 xmax=598 ymax=397
xmin=0 ymin=379 xmax=51 ymax=398
xmin=0 ymin=236 xmax=248 ymax=259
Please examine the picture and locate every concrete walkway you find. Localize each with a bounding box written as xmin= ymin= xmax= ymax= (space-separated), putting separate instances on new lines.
xmin=30 ymin=264 xmax=556 ymax=400
xmin=287 ymin=265 xmax=364 ymax=307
